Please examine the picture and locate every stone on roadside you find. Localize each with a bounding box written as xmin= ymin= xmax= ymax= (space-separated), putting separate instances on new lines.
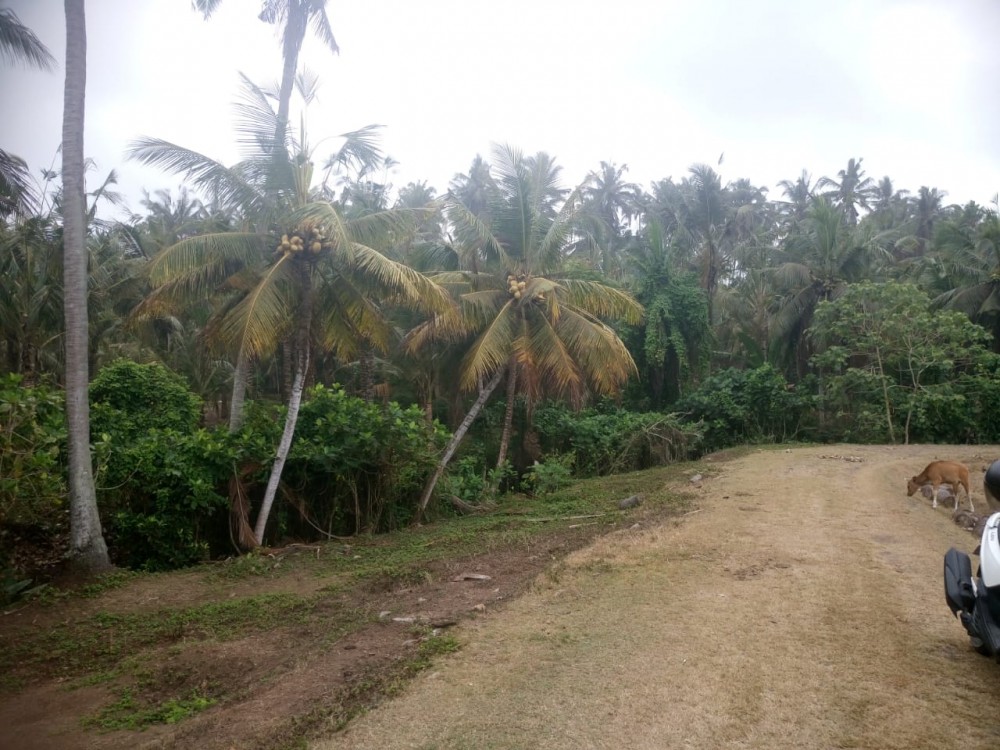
xmin=618 ymin=494 xmax=644 ymax=510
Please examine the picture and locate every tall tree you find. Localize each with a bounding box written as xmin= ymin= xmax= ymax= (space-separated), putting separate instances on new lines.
xmin=928 ymin=206 xmax=1000 ymax=349
xmin=625 ymin=218 xmax=710 ymax=405
xmin=581 ymin=161 xmax=639 ymax=277
xmin=194 ymin=0 xmax=337 ymax=158
xmin=61 ymin=0 xmax=110 ymax=571
xmin=411 ymin=145 xmax=642 ymax=514
xmin=771 ymin=198 xmax=891 ymax=375
xmin=817 ymin=157 xmax=876 ymax=225
xmin=194 ymin=0 xmax=339 ymax=429
xmin=911 ymin=186 xmax=947 ymax=257
xmin=777 ymin=170 xmax=815 ymax=227
xmin=130 ymin=80 xmax=447 ymax=544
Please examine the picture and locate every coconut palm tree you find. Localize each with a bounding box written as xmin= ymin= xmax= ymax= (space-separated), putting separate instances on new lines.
xmin=911 ymin=186 xmax=947 ymax=257
xmin=927 ymin=206 xmax=1000 ymax=349
xmin=410 ymin=144 xmax=643 ymax=515
xmin=61 ymin=0 xmax=110 ymax=572
xmin=194 ymin=0 xmax=337 ymax=158
xmin=777 ymin=170 xmax=815 ymax=228
xmin=194 ymin=1 xmax=339 ymax=422
xmin=870 ymin=176 xmax=909 ymax=231
xmin=771 ymin=197 xmax=892 ymax=375
xmin=625 ymin=217 xmax=710 ymax=405
xmin=580 ymin=161 xmax=640 ymax=278
xmin=129 ymin=78 xmax=448 ymax=545
xmin=817 ymin=157 xmax=877 ymax=225
xmin=1 ymin=8 xmax=56 ymax=217
xmin=449 ymin=155 xmax=497 ymax=225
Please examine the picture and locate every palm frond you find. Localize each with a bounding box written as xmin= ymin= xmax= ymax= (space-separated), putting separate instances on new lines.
xmin=458 ymin=289 xmax=509 ymax=329
xmin=146 ymin=232 xmax=266 ymax=286
xmin=525 ymin=312 xmax=583 ymax=402
xmin=232 ymin=73 xmax=289 ymax=157
xmin=127 ymin=137 xmax=264 ymax=212
xmin=553 ymin=305 xmax=637 ymax=395
xmin=460 ymin=302 xmax=517 ymax=390
xmin=0 ymin=148 xmax=37 ymax=216
xmin=309 ymin=8 xmax=339 ymax=55
xmin=444 ymin=196 xmax=510 ymax=268
xmin=0 ymin=8 xmax=55 ymax=70
xmin=323 ymin=125 xmax=384 ymax=178
xmin=316 ymin=272 xmax=395 ymax=357
xmin=192 ymin=0 xmax=224 ymax=19
xmin=558 ymin=279 xmax=643 ymax=324
xmin=343 ymin=242 xmax=451 ymax=312
xmin=219 ymin=253 xmax=298 ymax=357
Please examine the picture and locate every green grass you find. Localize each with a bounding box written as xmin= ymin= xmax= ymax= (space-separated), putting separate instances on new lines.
xmin=2 ymin=461 xmax=696 ymax=741
xmin=2 ymin=592 xmax=315 ymax=680
xmin=84 ymin=687 xmax=216 ymax=730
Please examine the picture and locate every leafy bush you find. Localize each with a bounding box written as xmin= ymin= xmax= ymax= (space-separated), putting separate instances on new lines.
xmin=90 ymin=359 xmax=201 ymax=442
xmin=98 ymin=428 xmax=234 ymax=571
xmin=280 ymin=384 xmax=446 ymax=536
xmin=810 ymin=282 xmax=999 ymax=444
xmin=523 ymin=453 xmax=575 ymax=495
xmin=533 ymin=403 xmax=700 ymax=476
xmin=89 ymin=361 xmax=231 ymax=570
xmin=673 ymin=364 xmax=810 ymax=451
xmin=438 ymin=456 xmax=490 ymax=506
xmin=0 ymin=375 xmax=66 ymax=530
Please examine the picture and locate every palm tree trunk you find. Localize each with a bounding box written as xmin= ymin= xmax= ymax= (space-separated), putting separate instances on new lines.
xmin=227 ymin=348 xmax=250 ymax=432
xmin=62 ymin=0 xmax=110 ymax=572
xmin=416 ymin=366 xmax=506 ymax=521
xmin=281 ymin=337 xmax=293 ymax=400
xmin=495 ymin=360 xmax=518 ymax=470
xmin=273 ymin=1 xmax=308 ymax=156
xmin=253 ymin=262 xmax=313 ymax=544
xmin=359 ymin=346 xmax=375 ymax=402
xmin=227 ymin=345 xmax=253 ymax=544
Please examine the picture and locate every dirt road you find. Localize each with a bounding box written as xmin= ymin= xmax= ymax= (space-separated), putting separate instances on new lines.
xmin=318 ymin=445 xmax=1000 ymax=750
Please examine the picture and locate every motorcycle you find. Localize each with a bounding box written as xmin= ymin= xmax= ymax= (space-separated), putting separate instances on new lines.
xmin=944 ymin=459 xmax=1000 ymax=658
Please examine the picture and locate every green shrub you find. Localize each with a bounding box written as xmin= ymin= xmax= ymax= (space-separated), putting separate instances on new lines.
xmin=533 ymin=403 xmax=699 ymax=476
xmin=90 ymin=361 xmax=230 ymax=570
xmin=99 ymin=428 xmax=234 ymax=570
xmin=280 ymin=384 xmax=446 ymax=536
xmin=0 ymin=375 xmax=66 ymax=530
xmin=673 ymin=365 xmax=809 ymax=451
xmin=90 ymin=359 xmax=201 ymax=442
xmin=523 ymin=453 xmax=575 ymax=495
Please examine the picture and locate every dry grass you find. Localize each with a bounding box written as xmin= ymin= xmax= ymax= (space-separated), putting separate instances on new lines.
xmin=318 ymin=444 xmax=1000 ymax=750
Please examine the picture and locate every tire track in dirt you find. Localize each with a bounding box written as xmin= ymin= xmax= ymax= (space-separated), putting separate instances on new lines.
xmin=316 ymin=445 xmax=1000 ymax=749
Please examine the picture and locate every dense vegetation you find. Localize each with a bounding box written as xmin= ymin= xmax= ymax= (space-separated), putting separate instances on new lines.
xmin=3 ymin=4 xmax=1000 ymax=579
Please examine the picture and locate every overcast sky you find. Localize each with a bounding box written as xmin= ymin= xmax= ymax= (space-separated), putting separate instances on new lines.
xmin=2 ymin=0 xmax=999 ymax=218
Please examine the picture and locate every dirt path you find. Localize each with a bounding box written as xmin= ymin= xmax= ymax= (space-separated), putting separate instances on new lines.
xmin=318 ymin=444 xmax=1000 ymax=750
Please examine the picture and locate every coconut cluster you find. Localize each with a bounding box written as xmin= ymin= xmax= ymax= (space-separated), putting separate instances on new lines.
xmin=275 ymin=224 xmax=327 ymax=259
xmin=507 ymin=275 xmax=527 ymax=300
xmin=507 ymin=274 xmax=545 ymax=302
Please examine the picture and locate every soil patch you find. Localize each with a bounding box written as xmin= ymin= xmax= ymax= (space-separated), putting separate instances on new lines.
xmin=0 ymin=469 xmax=688 ymax=750
xmin=317 ymin=444 xmax=1000 ymax=750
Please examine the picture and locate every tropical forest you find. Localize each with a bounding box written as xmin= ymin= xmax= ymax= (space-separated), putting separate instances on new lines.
xmin=3 ymin=2 xmax=1000 ymax=579
xmin=4 ymin=3 xmax=1000 ymax=748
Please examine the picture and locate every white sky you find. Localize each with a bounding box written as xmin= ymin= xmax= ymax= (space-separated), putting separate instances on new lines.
xmin=2 ymin=0 xmax=998 ymax=218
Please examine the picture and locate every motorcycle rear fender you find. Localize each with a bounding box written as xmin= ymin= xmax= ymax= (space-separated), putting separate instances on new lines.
xmin=980 ymin=513 xmax=1000 ymax=588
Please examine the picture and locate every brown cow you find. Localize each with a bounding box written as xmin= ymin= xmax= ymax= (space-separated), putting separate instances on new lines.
xmin=907 ymin=460 xmax=972 ymax=512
